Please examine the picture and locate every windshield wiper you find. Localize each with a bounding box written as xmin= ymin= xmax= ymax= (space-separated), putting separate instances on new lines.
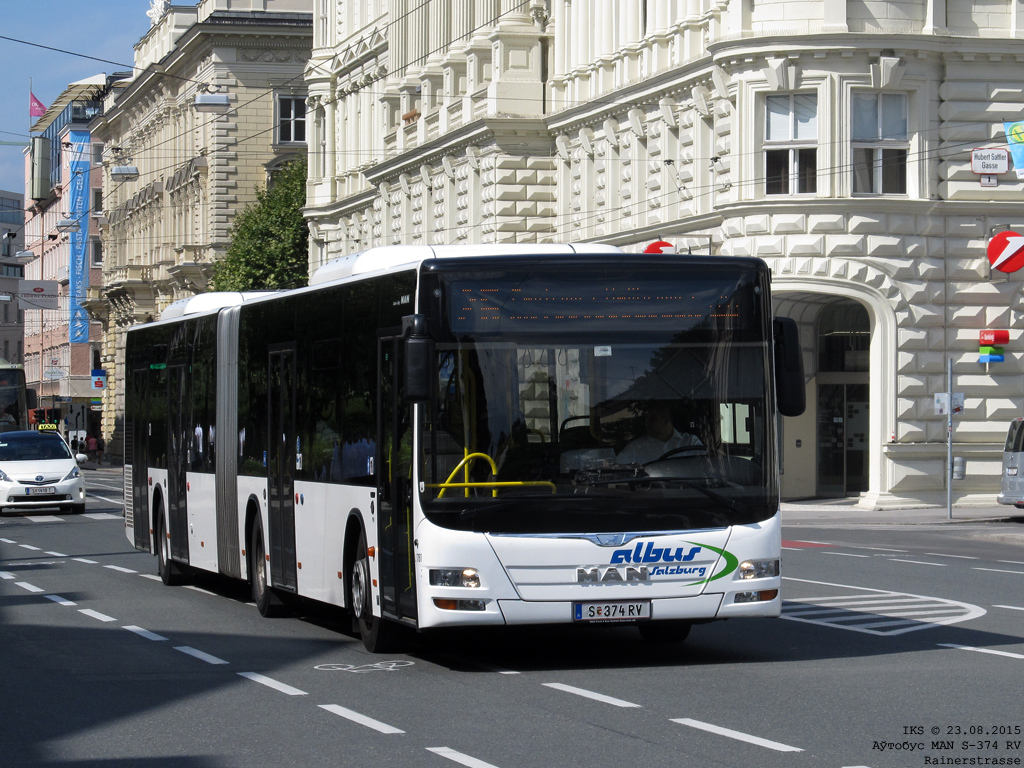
xmin=573 ymin=466 xmax=747 ymax=513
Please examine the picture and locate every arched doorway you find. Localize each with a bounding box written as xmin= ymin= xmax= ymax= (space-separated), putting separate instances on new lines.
xmin=816 ymin=300 xmax=870 ymax=497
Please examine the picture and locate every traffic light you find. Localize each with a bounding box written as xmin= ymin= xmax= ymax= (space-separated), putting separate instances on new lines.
xmin=32 ymin=408 xmax=45 ymax=424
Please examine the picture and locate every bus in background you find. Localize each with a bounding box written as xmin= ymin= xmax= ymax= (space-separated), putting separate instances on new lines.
xmin=124 ymin=245 xmax=805 ymax=651
xmin=0 ymin=362 xmax=33 ymax=432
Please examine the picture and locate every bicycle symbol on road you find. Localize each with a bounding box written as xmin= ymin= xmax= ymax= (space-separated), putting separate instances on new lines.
xmin=315 ymin=660 xmax=414 ymax=673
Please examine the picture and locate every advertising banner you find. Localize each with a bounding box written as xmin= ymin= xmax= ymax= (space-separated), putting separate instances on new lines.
xmin=68 ymin=130 xmax=90 ymax=344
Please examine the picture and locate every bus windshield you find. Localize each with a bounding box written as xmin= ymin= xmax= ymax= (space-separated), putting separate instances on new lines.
xmin=418 ymin=261 xmax=777 ymax=533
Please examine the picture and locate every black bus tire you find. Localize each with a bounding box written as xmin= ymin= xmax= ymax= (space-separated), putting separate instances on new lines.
xmin=156 ymin=512 xmax=185 ymax=586
xmin=349 ymin=530 xmax=399 ymax=653
xmin=251 ymin=521 xmax=287 ymax=617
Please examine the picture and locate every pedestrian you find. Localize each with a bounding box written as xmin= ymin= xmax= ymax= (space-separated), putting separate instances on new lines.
xmin=71 ymin=435 xmax=79 ymax=453
xmin=96 ymin=435 xmax=105 ymax=465
xmin=86 ymin=434 xmax=97 ymax=461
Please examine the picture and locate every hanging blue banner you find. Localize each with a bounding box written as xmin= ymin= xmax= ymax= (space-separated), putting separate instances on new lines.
xmin=1003 ymin=121 xmax=1024 ymax=179
xmin=68 ymin=130 xmax=90 ymax=344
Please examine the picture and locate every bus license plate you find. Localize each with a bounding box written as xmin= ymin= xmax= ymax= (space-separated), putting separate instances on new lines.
xmin=573 ymin=601 xmax=650 ymax=622
xmin=26 ymin=487 xmax=55 ymax=495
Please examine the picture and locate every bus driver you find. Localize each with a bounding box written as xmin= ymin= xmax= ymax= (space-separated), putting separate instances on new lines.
xmin=616 ymin=401 xmax=702 ymax=465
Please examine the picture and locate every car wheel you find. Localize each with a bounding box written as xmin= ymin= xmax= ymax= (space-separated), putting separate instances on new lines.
xmin=156 ymin=513 xmax=185 ymax=586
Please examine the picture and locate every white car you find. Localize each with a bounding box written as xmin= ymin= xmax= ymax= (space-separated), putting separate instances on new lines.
xmin=0 ymin=431 xmax=88 ymax=515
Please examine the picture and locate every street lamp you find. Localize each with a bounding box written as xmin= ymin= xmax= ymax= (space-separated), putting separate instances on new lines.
xmin=194 ymin=86 xmax=230 ymax=114
xmin=110 ymin=165 xmax=140 ymax=181
xmin=56 ymin=217 xmax=80 ymax=233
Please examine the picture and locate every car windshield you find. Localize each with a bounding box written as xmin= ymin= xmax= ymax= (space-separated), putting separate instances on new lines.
xmin=417 ymin=260 xmax=777 ymax=534
xmin=0 ymin=434 xmax=72 ymax=461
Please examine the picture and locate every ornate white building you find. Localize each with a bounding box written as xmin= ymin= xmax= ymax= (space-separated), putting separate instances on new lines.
xmin=88 ymin=0 xmax=313 ymax=456
xmin=304 ymin=0 xmax=1024 ymax=507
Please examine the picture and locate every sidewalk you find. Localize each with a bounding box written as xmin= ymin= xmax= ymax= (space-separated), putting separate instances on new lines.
xmin=781 ymin=497 xmax=1024 ymax=526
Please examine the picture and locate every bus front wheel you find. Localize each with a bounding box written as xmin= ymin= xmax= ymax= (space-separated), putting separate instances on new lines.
xmin=349 ymin=530 xmax=398 ymax=653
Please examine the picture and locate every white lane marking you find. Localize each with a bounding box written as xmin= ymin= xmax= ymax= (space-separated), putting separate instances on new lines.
xmin=671 ymin=718 xmax=803 ymax=752
xmin=823 ymin=552 xmax=870 ymax=558
xmin=426 ymin=747 xmax=501 ymax=768
xmin=973 ymin=567 xmax=1024 ymax=575
xmin=44 ymin=551 xmax=68 ymax=557
xmin=847 ymin=546 xmax=907 ymax=552
xmin=45 ymin=594 xmax=76 ymax=606
xmin=318 ymin=704 xmax=405 ymax=734
xmin=184 ymin=585 xmax=217 ymax=596
xmin=175 ymin=646 xmax=229 ymax=665
xmin=19 ymin=544 xmax=41 ymax=551
xmin=237 ymin=671 xmax=307 ymax=696
xmin=79 ymin=609 xmax=117 ymax=622
xmin=104 ymin=565 xmax=138 ymax=574
xmin=781 ymin=547 xmax=801 ymax=551
xmin=25 ymin=516 xmax=63 ymax=523
xmin=73 ymin=558 xmax=98 ymax=564
xmin=993 ymin=604 xmax=1024 ymax=612
xmin=123 ymin=625 xmax=167 ymax=641
xmin=998 ymin=560 xmax=1024 ymax=565
xmin=15 ymin=581 xmax=44 ymax=592
xmin=139 ymin=574 xmax=163 ymax=581
xmin=938 ymin=643 xmax=1024 ymax=660
xmin=781 ymin=577 xmax=985 ymax=635
xmin=0 ymin=537 xmax=16 ymax=543
xmin=83 ymin=512 xmax=122 ymax=519
xmin=87 ymin=481 xmax=125 ymax=492
xmin=924 ymin=553 xmax=979 ymax=560
xmin=543 ymin=682 xmax=641 ymax=708
xmin=0 ymin=571 xmax=14 ymax=579
xmin=888 ymin=559 xmax=947 ymax=567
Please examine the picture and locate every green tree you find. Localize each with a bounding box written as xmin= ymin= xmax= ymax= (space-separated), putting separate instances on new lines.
xmin=211 ymin=158 xmax=310 ymax=291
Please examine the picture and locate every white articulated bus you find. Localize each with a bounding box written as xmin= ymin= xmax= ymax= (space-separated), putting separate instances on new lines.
xmin=124 ymin=244 xmax=805 ymax=651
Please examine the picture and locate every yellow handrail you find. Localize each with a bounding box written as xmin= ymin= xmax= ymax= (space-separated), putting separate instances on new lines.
xmin=438 ymin=452 xmax=497 ymax=497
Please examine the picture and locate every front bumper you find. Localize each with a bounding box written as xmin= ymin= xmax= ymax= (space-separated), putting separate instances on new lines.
xmin=1 ymin=479 xmax=86 ymax=511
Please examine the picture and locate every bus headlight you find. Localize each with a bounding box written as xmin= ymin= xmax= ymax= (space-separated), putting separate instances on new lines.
xmin=429 ymin=568 xmax=481 ymax=588
xmin=738 ymin=559 xmax=779 ymax=579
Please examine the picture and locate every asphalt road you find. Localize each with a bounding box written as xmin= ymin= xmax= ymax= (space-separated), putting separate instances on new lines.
xmin=2 ymin=468 xmax=1023 ymax=768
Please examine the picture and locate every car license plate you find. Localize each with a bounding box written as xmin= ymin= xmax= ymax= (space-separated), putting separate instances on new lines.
xmin=26 ymin=487 xmax=55 ymax=495
xmin=573 ymin=601 xmax=650 ymax=622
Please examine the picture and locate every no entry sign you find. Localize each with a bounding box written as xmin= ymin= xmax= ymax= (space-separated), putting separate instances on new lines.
xmin=987 ymin=231 xmax=1024 ymax=273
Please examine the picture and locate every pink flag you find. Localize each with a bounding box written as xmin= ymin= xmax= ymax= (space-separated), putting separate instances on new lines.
xmin=30 ymin=92 xmax=46 ymax=118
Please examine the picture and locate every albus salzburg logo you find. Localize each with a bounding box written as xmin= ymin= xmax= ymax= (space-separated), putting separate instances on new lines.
xmin=576 ymin=540 xmax=739 ymax=586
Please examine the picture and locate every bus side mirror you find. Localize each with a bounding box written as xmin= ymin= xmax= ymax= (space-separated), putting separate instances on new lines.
xmin=773 ymin=317 xmax=806 ymax=418
xmin=402 ymin=314 xmax=434 ymax=404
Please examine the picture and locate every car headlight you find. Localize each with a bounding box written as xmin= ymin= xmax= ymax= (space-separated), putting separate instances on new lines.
xmin=62 ymin=466 xmax=81 ymax=481
xmin=429 ymin=568 xmax=481 ymax=588
xmin=738 ymin=559 xmax=780 ymax=579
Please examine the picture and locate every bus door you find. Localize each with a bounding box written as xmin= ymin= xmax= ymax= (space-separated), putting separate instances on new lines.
xmin=128 ymin=367 xmax=151 ymax=551
xmin=267 ymin=344 xmax=298 ymax=591
xmin=377 ymin=334 xmax=417 ymax=625
xmin=167 ymin=364 xmax=190 ymax=563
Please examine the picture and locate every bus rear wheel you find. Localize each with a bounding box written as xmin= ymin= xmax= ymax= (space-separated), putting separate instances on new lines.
xmin=250 ymin=522 xmax=287 ymax=617
xmin=638 ymin=620 xmax=692 ymax=643
xmin=349 ymin=530 xmax=399 ymax=653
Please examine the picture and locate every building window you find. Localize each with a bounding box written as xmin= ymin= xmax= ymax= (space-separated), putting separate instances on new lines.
xmin=92 ymin=143 xmax=104 ymax=166
xmin=764 ymin=94 xmax=818 ymax=195
xmin=278 ymin=96 xmax=307 ymax=144
xmin=852 ymin=93 xmax=908 ymax=195
xmin=91 ymin=188 xmax=103 ymax=216
xmin=90 ymin=238 xmax=103 ymax=268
